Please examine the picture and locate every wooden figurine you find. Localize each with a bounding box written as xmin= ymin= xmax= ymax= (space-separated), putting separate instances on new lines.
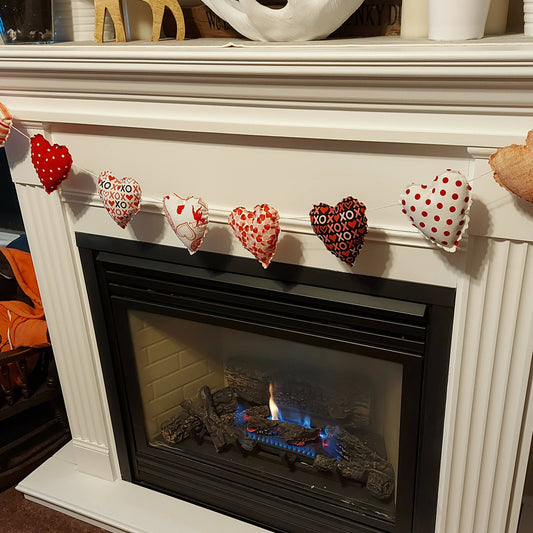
xmin=94 ymin=1 xmax=127 ymax=43
xmin=143 ymin=0 xmax=186 ymax=41
xmin=93 ymin=0 xmax=185 ymax=43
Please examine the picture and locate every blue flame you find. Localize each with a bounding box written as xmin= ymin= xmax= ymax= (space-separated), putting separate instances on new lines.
xmin=319 ymin=427 xmax=340 ymax=460
xmin=268 ymin=408 xmax=311 ymax=429
xmin=234 ymin=403 xmax=246 ymax=427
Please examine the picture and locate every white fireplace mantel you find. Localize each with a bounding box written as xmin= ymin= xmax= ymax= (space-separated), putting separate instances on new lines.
xmin=2 ymin=36 xmax=533 ymax=533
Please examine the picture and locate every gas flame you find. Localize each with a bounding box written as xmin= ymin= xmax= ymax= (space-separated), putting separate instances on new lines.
xmin=269 ymin=383 xmax=281 ymax=421
xmin=268 ymin=382 xmax=311 ymax=428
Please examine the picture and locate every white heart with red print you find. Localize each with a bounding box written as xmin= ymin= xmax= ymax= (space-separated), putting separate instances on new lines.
xmin=400 ymin=170 xmax=472 ymax=252
xmin=162 ymin=193 xmax=209 ymax=255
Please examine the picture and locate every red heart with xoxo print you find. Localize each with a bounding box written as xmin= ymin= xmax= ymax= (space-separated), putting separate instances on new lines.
xmin=309 ymin=196 xmax=367 ymax=267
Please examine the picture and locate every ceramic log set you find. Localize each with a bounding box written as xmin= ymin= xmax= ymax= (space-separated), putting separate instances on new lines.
xmin=93 ymin=0 xmax=185 ymax=42
xmin=198 ymin=0 xmax=365 ymax=41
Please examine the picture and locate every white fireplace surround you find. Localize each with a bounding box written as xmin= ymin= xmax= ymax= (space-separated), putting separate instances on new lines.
xmin=2 ymin=35 xmax=533 ymax=533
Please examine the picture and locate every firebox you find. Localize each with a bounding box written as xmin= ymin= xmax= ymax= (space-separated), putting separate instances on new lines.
xmin=77 ymin=233 xmax=454 ymax=533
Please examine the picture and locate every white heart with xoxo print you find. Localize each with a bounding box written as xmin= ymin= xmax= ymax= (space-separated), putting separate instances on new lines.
xmin=163 ymin=193 xmax=209 ymax=254
xmin=98 ymin=171 xmax=142 ymax=229
xmin=400 ymin=170 xmax=472 ymax=252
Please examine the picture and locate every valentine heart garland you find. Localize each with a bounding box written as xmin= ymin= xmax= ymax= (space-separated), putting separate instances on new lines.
xmin=400 ymin=170 xmax=472 ymax=252
xmin=228 ymin=204 xmax=280 ymax=268
xmin=309 ymin=197 xmax=368 ymax=266
xmin=4 ymin=102 xmax=533 ymax=268
xmin=98 ymin=171 xmax=142 ymax=229
xmin=163 ymin=193 xmax=209 ymax=254
xmin=489 ymin=129 xmax=533 ymax=203
xmin=30 ymin=134 xmax=73 ymax=194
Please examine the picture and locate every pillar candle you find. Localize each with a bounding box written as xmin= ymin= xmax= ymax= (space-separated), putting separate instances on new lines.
xmin=401 ymin=0 xmax=428 ymax=38
xmin=526 ymin=0 xmax=533 ymax=35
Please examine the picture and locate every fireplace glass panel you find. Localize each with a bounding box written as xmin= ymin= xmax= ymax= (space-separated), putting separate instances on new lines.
xmin=128 ymin=308 xmax=402 ymax=519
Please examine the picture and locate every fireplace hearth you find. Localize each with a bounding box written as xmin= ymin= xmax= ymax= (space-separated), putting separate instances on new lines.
xmin=77 ymin=233 xmax=454 ymax=533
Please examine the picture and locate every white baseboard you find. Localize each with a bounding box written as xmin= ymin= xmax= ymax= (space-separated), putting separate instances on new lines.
xmin=17 ymin=441 xmax=267 ymax=533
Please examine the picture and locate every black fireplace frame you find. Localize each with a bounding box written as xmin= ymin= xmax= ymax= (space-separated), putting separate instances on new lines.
xmin=77 ymin=233 xmax=455 ymax=533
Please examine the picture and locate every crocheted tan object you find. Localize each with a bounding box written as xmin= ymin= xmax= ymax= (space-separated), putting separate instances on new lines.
xmin=489 ymin=130 xmax=533 ymax=203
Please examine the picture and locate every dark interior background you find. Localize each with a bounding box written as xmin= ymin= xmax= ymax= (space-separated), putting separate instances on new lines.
xmin=0 ymin=148 xmax=24 ymax=232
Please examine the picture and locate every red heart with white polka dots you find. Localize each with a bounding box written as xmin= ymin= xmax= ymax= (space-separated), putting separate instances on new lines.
xmin=98 ymin=171 xmax=142 ymax=229
xmin=400 ymin=170 xmax=472 ymax=252
xmin=228 ymin=204 xmax=280 ymax=268
xmin=30 ymin=134 xmax=73 ymax=194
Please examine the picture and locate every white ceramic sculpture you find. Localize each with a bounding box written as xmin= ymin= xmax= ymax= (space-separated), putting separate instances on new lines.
xmin=199 ymin=0 xmax=365 ymax=41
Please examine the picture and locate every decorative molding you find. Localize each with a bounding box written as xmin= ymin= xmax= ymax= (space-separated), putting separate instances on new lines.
xmin=71 ymin=439 xmax=115 ymax=481
xmin=60 ymin=189 xmax=436 ymax=249
xmin=13 ymin=184 xmax=117 ymax=479
xmin=2 ymin=40 xmax=533 ymax=149
xmin=437 ymin=238 xmax=533 ymax=533
xmin=467 ymin=147 xmax=497 ymax=159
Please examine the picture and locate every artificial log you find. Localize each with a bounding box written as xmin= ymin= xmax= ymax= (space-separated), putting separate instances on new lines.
xmin=245 ymin=416 xmax=278 ymax=434
xmin=366 ymin=469 xmax=395 ymax=500
xmin=272 ymin=377 xmax=372 ymax=427
xmin=212 ymin=387 xmax=238 ymax=416
xmin=160 ymin=412 xmax=204 ymax=444
xmin=246 ymin=416 xmax=320 ymax=444
xmin=313 ymin=456 xmax=338 ymax=473
xmin=326 ymin=426 xmax=395 ymax=500
xmin=246 ymin=405 xmax=271 ymax=418
xmin=337 ymin=461 xmax=367 ymax=482
xmin=225 ymin=357 xmax=372 ymax=427
xmin=234 ymin=404 xmax=270 ymax=426
xmin=225 ymin=358 xmax=271 ymax=405
xmin=181 ymin=385 xmax=233 ymax=452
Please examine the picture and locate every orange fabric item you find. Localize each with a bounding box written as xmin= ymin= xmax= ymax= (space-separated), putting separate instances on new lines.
xmin=0 ymin=248 xmax=48 ymax=386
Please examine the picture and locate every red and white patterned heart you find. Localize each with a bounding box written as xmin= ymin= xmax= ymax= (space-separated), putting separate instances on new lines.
xmin=228 ymin=204 xmax=280 ymax=269
xmin=400 ymin=170 xmax=472 ymax=252
xmin=98 ymin=171 xmax=142 ymax=229
xmin=163 ymin=193 xmax=209 ymax=254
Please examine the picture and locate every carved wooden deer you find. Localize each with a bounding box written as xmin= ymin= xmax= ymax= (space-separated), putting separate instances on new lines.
xmin=94 ymin=0 xmax=185 ymax=43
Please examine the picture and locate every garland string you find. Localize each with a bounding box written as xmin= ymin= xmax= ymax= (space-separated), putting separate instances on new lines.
xmin=10 ymin=121 xmax=492 ymax=221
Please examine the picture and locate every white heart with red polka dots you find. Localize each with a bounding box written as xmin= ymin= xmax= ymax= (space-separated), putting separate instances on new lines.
xmin=400 ymin=170 xmax=472 ymax=252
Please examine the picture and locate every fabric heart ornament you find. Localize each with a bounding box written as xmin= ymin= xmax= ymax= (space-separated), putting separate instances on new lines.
xmin=309 ymin=196 xmax=367 ymax=267
xmin=98 ymin=171 xmax=142 ymax=229
xmin=163 ymin=193 xmax=209 ymax=254
xmin=489 ymin=130 xmax=533 ymax=203
xmin=400 ymin=170 xmax=472 ymax=252
xmin=228 ymin=204 xmax=280 ymax=269
xmin=30 ymin=134 xmax=73 ymax=194
xmin=0 ymin=102 xmax=12 ymax=147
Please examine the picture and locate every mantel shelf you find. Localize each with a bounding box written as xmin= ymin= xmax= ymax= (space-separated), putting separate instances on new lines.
xmin=1 ymin=34 xmax=533 ymax=66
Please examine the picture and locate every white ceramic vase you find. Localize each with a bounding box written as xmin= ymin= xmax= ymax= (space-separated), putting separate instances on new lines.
xmin=428 ymin=0 xmax=492 ymax=40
